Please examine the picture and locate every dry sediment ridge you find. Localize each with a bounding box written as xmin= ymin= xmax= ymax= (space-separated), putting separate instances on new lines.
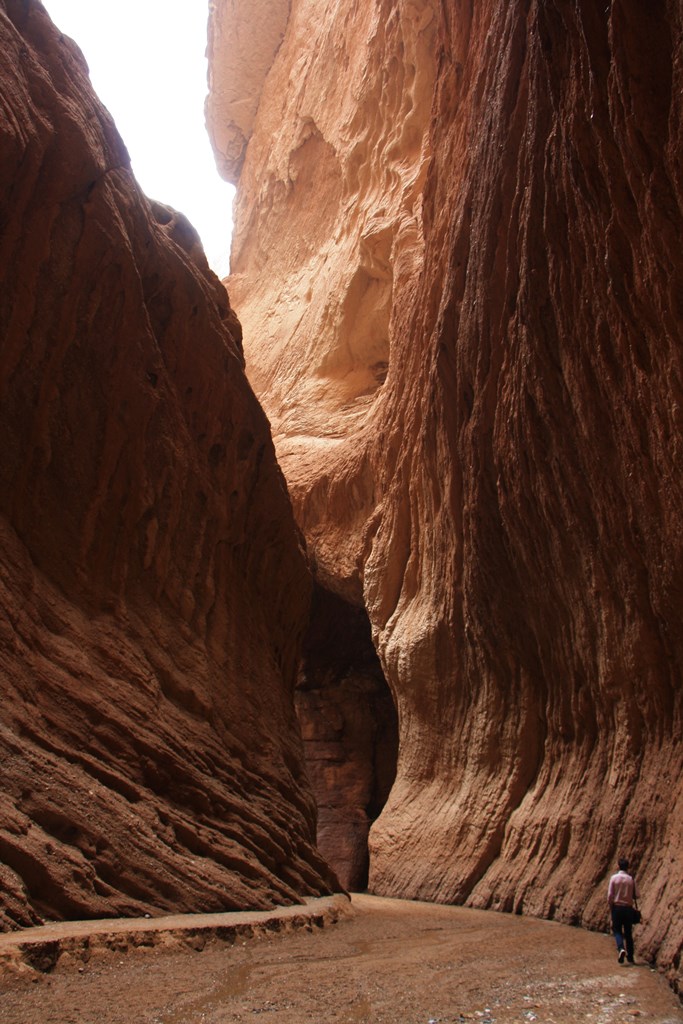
xmin=0 ymin=895 xmax=351 ymax=978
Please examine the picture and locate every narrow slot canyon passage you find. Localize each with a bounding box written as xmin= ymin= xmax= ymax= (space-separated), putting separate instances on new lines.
xmin=2 ymin=0 xmax=682 ymax=1004
xmin=295 ymin=585 xmax=398 ymax=892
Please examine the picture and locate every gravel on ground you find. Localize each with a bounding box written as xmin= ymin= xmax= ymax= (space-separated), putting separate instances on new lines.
xmin=0 ymin=893 xmax=680 ymax=1024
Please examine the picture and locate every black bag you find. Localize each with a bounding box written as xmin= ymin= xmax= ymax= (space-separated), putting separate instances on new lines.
xmin=632 ymin=907 xmax=642 ymax=925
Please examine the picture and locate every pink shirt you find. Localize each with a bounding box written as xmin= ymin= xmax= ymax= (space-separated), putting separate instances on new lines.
xmin=608 ymin=870 xmax=635 ymax=906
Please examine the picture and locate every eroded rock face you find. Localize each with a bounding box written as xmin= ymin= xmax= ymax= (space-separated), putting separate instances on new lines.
xmin=208 ymin=0 xmax=683 ymax=983
xmin=0 ymin=0 xmax=338 ymax=928
xmin=206 ymin=0 xmax=290 ymax=183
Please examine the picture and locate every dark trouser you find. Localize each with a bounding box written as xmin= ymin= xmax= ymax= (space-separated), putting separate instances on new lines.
xmin=611 ymin=904 xmax=634 ymax=961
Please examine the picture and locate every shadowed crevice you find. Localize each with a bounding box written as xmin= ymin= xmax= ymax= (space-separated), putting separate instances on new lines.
xmin=295 ymin=584 xmax=398 ymax=891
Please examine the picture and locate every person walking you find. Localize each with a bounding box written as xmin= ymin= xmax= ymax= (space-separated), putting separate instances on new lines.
xmin=608 ymin=857 xmax=637 ymax=964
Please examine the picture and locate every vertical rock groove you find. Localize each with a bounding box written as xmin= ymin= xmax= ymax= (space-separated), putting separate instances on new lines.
xmin=209 ymin=0 xmax=683 ymax=982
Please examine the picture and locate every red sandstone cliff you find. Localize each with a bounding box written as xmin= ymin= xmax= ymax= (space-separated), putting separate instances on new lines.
xmin=208 ymin=0 xmax=683 ymax=985
xmin=0 ymin=0 xmax=338 ymax=928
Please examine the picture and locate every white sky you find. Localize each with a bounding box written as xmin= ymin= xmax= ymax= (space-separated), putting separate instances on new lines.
xmin=43 ymin=0 xmax=234 ymax=277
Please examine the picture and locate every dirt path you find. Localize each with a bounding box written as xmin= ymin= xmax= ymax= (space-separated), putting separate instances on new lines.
xmin=0 ymin=894 xmax=680 ymax=1024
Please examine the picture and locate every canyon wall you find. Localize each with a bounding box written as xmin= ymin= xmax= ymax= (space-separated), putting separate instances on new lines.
xmin=0 ymin=0 xmax=338 ymax=929
xmin=208 ymin=0 xmax=683 ymax=985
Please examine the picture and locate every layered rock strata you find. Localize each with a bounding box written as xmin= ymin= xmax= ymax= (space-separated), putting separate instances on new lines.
xmin=208 ymin=0 xmax=683 ymax=984
xmin=0 ymin=0 xmax=338 ymax=929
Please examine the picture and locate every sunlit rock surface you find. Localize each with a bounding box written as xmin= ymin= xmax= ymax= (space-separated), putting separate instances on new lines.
xmin=206 ymin=0 xmax=290 ymax=184
xmin=208 ymin=0 xmax=683 ymax=984
xmin=0 ymin=0 xmax=338 ymax=929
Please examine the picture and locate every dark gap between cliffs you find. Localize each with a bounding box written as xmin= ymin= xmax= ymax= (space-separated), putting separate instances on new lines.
xmin=295 ymin=584 xmax=398 ymax=892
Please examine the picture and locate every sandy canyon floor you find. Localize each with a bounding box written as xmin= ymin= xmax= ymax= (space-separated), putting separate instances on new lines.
xmin=0 ymin=894 xmax=681 ymax=1024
